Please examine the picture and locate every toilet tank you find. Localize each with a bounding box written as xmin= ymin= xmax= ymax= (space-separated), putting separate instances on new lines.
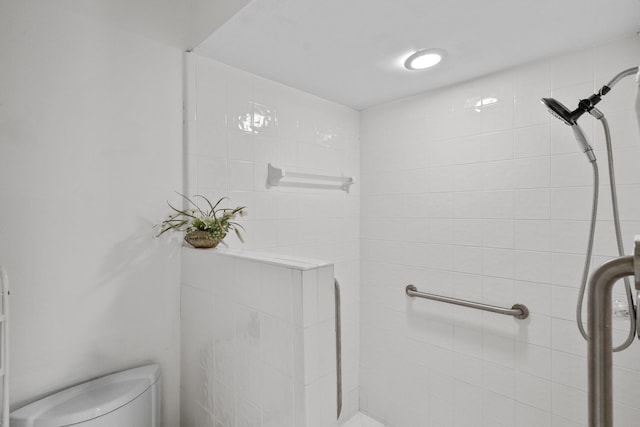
xmin=10 ymin=364 xmax=160 ymax=427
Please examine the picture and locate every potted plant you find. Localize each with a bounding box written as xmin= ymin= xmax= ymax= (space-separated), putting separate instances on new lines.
xmin=155 ymin=194 xmax=246 ymax=248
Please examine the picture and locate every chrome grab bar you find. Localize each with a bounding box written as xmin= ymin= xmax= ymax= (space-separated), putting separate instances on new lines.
xmin=405 ymin=284 xmax=529 ymax=320
xmin=334 ymin=278 xmax=342 ymax=420
xmin=0 ymin=266 xmax=9 ymax=427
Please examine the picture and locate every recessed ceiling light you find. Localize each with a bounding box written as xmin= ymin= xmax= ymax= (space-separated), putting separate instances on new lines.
xmin=404 ymin=49 xmax=445 ymax=70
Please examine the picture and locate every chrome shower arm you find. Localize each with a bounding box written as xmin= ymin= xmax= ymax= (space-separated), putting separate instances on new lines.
xmin=587 ymin=236 xmax=640 ymax=427
xmin=605 ymin=66 xmax=639 ymax=89
xmin=567 ymin=66 xmax=640 ymax=122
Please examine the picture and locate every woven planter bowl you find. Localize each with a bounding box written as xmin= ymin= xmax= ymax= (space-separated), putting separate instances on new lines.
xmin=184 ymin=230 xmax=225 ymax=249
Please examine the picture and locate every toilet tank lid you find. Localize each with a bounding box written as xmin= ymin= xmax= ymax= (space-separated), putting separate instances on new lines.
xmin=10 ymin=364 xmax=160 ymax=427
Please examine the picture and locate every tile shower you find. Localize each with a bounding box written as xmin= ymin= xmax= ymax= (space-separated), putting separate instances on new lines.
xmin=360 ymin=36 xmax=640 ymax=426
xmin=181 ymin=35 xmax=640 ymax=427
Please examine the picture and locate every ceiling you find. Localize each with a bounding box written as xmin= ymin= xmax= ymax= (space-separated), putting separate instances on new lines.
xmin=194 ymin=0 xmax=640 ymax=110
xmin=55 ymin=0 xmax=251 ymax=50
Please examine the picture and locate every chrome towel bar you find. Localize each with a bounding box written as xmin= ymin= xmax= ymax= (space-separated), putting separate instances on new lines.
xmin=405 ymin=284 xmax=529 ymax=320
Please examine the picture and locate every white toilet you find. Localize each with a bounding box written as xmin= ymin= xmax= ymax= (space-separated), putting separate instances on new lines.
xmin=10 ymin=364 xmax=160 ymax=427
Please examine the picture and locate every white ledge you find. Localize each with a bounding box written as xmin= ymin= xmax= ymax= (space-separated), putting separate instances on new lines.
xmin=182 ymin=246 xmax=332 ymax=271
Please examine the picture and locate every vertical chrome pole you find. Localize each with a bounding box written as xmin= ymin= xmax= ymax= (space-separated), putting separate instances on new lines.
xmin=587 ymin=237 xmax=640 ymax=427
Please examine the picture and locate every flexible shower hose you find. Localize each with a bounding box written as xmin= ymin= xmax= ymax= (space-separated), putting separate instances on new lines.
xmin=576 ymin=115 xmax=637 ymax=352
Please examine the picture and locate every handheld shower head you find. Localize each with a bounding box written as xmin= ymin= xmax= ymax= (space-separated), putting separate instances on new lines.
xmin=541 ymin=97 xmax=575 ymax=125
xmin=571 ymin=124 xmax=596 ymax=162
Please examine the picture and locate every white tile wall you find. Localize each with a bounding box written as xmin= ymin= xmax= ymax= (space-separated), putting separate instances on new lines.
xmin=180 ymin=247 xmax=337 ymax=427
xmin=360 ymin=35 xmax=640 ymax=427
xmin=184 ymin=53 xmax=361 ymax=421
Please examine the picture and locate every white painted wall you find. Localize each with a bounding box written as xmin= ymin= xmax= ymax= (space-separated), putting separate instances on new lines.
xmin=0 ymin=2 xmax=183 ymax=425
xmin=184 ymin=53 xmax=362 ymax=421
xmin=360 ymin=36 xmax=640 ymax=426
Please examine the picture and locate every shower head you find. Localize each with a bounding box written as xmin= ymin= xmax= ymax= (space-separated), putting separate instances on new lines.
xmin=542 ymin=66 xmax=640 ymax=128
xmin=541 ymin=97 xmax=596 ymax=162
xmin=541 ymin=97 xmax=576 ymax=125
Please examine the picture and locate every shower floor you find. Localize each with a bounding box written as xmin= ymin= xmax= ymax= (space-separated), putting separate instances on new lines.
xmin=342 ymin=412 xmax=385 ymax=427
